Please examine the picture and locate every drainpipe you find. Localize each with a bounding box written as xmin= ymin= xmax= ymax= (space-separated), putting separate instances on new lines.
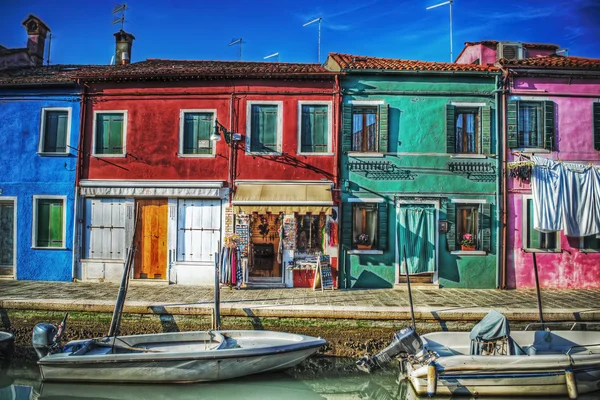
xmin=494 ymin=75 xmax=503 ymax=290
xmin=72 ymin=80 xmax=88 ymax=281
xmin=501 ymin=68 xmax=509 ymax=289
xmin=228 ymin=89 xmax=235 ymax=206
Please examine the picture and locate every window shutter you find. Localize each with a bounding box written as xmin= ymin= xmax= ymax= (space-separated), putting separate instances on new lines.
xmin=446 ymin=202 xmax=456 ymax=251
xmin=108 ymin=115 xmax=124 ymax=154
xmin=378 ymin=104 xmax=389 ymax=153
xmin=446 ymin=104 xmax=456 ymax=153
xmin=507 ymin=101 xmax=519 ymax=148
xmin=37 ymin=200 xmax=51 ymax=247
xmin=481 ymin=106 xmax=492 ymax=154
xmin=593 ymin=103 xmax=600 ymax=151
xmin=44 ymin=111 xmax=68 ymax=152
xmin=526 ymin=199 xmax=540 ymax=249
xmin=341 ymin=203 xmax=353 ymax=248
xmin=543 ymin=101 xmax=555 ymax=150
xmin=377 ymin=201 xmax=388 ymax=251
xmin=480 ymin=203 xmax=491 ymax=252
xmin=341 ymin=104 xmax=352 ymax=153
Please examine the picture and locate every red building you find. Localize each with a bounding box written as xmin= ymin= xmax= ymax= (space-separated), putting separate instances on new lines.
xmin=75 ymin=35 xmax=340 ymax=287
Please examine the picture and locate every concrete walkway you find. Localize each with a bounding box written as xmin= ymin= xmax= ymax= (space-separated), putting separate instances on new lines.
xmin=1 ymin=280 xmax=599 ymax=322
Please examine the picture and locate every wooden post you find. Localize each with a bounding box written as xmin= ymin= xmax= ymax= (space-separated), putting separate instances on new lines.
xmin=403 ymin=245 xmax=417 ymax=332
xmin=532 ymin=252 xmax=544 ymax=327
xmin=213 ymin=250 xmax=221 ymax=330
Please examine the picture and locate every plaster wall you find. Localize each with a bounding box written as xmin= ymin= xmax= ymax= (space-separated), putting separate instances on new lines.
xmin=0 ymin=89 xmax=80 ymax=281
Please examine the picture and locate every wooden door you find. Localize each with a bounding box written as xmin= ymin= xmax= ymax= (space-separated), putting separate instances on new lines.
xmin=134 ymin=199 xmax=168 ymax=280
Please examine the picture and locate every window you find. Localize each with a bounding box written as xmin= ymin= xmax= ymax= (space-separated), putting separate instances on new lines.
xmin=299 ymin=102 xmax=330 ymax=154
xmin=247 ymin=102 xmax=281 ymax=154
xmin=507 ymin=100 xmax=554 ymax=150
xmin=84 ymin=198 xmax=126 ymax=259
xmin=446 ymin=201 xmax=491 ymax=253
xmin=455 ymin=109 xmax=479 ymax=153
xmin=523 ymin=198 xmax=560 ymax=251
xmin=296 ymin=214 xmax=325 ymax=251
xmin=177 ymin=199 xmax=220 ymax=262
xmin=180 ymin=110 xmax=215 ymax=156
xmin=518 ymin=102 xmax=543 ymax=148
xmin=94 ymin=111 xmax=126 ymax=156
xmin=352 ymin=203 xmax=378 ymax=249
xmin=455 ymin=205 xmax=479 ymax=249
xmin=39 ymin=108 xmax=70 ymax=154
xmin=33 ymin=196 xmax=65 ymax=248
xmin=579 ymin=235 xmax=600 ymax=252
xmin=352 ymin=106 xmax=378 ymax=152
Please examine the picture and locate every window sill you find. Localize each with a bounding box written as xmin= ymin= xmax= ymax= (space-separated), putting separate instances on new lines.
xmin=81 ymin=258 xmax=125 ymax=262
xmin=510 ymin=148 xmax=550 ymax=154
xmin=298 ymin=152 xmax=334 ymax=156
xmin=31 ymin=246 xmax=67 ymax=250
xmin=347 ymin=249 xmax=384 ymax=255
xmin=451 ymin=250 xmax=487 ymax=256
xmin=178 ymin=153 xmax=216 ymax=158
xmin=579 ymin=249 xmax=600 ymax=253
xmin=450 ymin=154 xmax=487 ymax=159
xmin=522 ymin=249 xmax=562 ymax=253
xmin=246 ymin=151 xmax=282 ymax=156
xmin=37 ymin=152 xmax=73 ymax=157
xmin=92 ymin=154 xmax=126 ymax=158
xmin=347 ymin=152 xmax=384 ymax=158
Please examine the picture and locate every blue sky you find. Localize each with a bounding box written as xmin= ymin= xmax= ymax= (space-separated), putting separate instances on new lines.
xmin=1 ymin=0 xmax=599 ymax=66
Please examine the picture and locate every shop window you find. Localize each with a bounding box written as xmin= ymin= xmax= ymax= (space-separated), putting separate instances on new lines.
xmin=94 ymin=111 xmax=127 ymax=156
xmin=523 ymin=198 xmax=560 ymax=251
xmin=352 ymin=106 xmax=378 ymax=152
xmin=33 ymin=196 xmax=65 ymax=248
xmin=352 ymin=203 xmax=378 ymax=249
xmin=40 ymin=108 xmax=70 ymax=154
xmin=300 ymin=103 xmax=330 ymax=153
xmin=247 ymin=102 xmax=281 ymax=154
xmin=580 ymin=235 xmax=600 ymax=252
xmin=84 ymin=198 xmax=126 ymax=259
xmin=296 ymin=214 xmax=325 ymax=251
xmin=180 ymin=111 xmax=214 ymax=156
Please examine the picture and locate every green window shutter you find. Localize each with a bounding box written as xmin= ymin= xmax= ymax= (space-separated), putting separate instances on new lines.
xmin=36 ymin=199 xmax=63 ymax=247
xmin=480 ymin=203 xmax=492 ymax=252
xmin=526 ymin=199 xmax=540 ymax=249
xmin=49 ymin=202 xmax=63 ymax=247
xmin=341 ymin=104 xmax=352 ymax=153
xmin=593 ymin=103 xmax=600 ymax=151
xmin=96 ymin=113 xmax=124 ymax=154
xmin=183 ymin=113 xmax=213 ymax=155
xmin=377 ymin=201 xmax=388 ymax=251
xmin=43 ymin=111 xmax=68 ymax=152
xmin=446 ymin=104 xmax=456 ymax=153
xmin=446 ymin=202 xmax=456 ymax=251
xmin=301 ymin=105 xmax=328 ymax=153
xmin=543 ymin=101 xmax=555 ymax=150
xmin=341 ymin=203 xmax=353 ymax=248
xmin=251 ymin=105 xmax=278 ymax=152
xmin=481 ymin=106 xmax=492 ymax=154
xmin=378 ymin=104 xmax=389 ymax=153
xmin=507 ymin=101 xmax=519 ymax=148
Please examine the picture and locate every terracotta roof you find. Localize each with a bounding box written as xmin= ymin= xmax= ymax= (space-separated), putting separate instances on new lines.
xmin=328 ymin=53 xmax=498 ymax=73
xmin=463 ymin=41 xmax=559 ymax=49
xmin=499 ymin=54 xmax=600 ymax=70
xmin=74 ymin=59 xmax=335 ymax=81
xmin=0 ymin=65 xmax=103 ymax=86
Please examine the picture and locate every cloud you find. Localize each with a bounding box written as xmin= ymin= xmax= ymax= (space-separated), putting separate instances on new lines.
xmin=470 ymin=5 xmax=556 ymax=21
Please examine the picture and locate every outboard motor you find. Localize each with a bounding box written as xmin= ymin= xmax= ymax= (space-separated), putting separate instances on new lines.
xmin=32 ymin=313 xmax=68 ymax=359
xmin=357 ymin=327 xmax=424 ymax=373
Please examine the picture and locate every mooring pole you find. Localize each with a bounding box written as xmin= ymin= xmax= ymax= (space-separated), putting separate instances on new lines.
xmin=213 ymin=250 xmax=221 ymax=330
xmin=403 ymin=245 xmax=417 ymax=332
xmin=532 ymin=252 xmax=544 ymax=327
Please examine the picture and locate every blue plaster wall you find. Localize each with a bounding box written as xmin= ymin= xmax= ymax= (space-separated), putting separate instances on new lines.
xmin=0 ymin=88 xmax=80 ymax=281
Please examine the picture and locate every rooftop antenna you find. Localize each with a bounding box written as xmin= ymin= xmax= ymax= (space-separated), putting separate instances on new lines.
xmin=112 ymin=3 xmax=128 ymax=30
xmin=426 ymin=0 xmax=453 ymax=62
xmin=264 ymin=52 xmax=280 ymax=62
xmin=303 ymin=17 xmax=322 ymax=63
xmin=229 ymin=38 xmax=243 ymax=61
xmin=46 ymin=32 xmax=53 ymax=66
xmin=556 ymin=48 xmax=569 ymax=56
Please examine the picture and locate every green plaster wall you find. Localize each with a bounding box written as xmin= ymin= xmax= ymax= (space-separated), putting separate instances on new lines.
xmin=339 ymin=73 xmax=499 ymax=289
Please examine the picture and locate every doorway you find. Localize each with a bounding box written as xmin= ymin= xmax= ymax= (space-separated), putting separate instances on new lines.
xmin=249 ymin=213 xmax=282 ymax=283
xmin=397 ymin=204 xmax=437 ymax=283
xmin=0 ymin=199 xmax=15 ymax=277
xmin=134 ymin=199 xmax=168 ymax=280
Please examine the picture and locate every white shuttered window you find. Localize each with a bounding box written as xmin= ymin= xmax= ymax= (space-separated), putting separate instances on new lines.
xmin=177 ymin=199 xmax=220 ymax=262
xmin=85 ymin=198 xmax=126 ymax=259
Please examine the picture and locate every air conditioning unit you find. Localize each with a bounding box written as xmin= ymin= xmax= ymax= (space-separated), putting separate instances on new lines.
xmin=498 ymin=42 xmax=524 ymax=60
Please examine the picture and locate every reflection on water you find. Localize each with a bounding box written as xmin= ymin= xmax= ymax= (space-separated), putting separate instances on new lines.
xmin=1 ymin=358 xmax=598 ymax=400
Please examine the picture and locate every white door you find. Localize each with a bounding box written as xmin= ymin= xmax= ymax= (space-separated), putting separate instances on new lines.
xmin=177 ymin=199 xmax=220 ymax=263
xmin=84 ymin=198 xmax=127 ymax=260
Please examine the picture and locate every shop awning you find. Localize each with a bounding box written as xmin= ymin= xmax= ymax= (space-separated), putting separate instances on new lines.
xmin=233 ymin=183 xmax=333 ymax=214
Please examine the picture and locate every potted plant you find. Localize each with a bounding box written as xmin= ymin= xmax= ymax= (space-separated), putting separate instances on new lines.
xmin=356 ymin=233 xmax=371 ymax=250
xmin=460 ymin=233 xmax=476 ymax=251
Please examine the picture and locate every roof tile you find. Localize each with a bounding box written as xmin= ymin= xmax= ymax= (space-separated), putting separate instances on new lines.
xmin=499 ymin=54 xmax=600 ymax=70
xmin=328 ymin=53 xmax=498 ymax=72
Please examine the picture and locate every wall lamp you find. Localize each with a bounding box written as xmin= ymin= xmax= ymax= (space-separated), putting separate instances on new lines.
xmin=210 ymin=119 xmax=241 ymax=145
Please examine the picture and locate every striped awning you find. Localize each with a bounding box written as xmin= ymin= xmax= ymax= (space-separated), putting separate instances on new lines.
xmin=233 ymin=183 xmax=333 ymax=214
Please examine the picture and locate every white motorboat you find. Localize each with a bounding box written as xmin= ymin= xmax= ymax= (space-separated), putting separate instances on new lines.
xmin=357 ymin=311 xmax=600 ymax=398
xmin=33 ymin=328 xmax=325 ymax=383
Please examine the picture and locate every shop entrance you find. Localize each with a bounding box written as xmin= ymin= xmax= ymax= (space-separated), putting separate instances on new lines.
xmin=397 ymin=204 xmax=437 ymax=284
xmin=249 ymin=213 xmax=282 ymax=283
xmin=134 ymin=199 xmax=168 ymax=280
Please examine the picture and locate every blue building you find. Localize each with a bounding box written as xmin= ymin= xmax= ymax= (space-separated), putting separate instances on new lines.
xmin=0 ymin=17 xmax=83 ymax=280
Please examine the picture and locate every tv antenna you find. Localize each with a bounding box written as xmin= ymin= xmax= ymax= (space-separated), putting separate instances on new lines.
xmin=264 ymin=52 xmax=280 ymax=62
xmin=112 ymin=3 xmax=128 ymax=30
xmin=229 ymin=38 xmax=243 ymax=61
xmin=426 ymin=0 xmax=453 ymax=62
xmin=46 ymin=32 xmax=53 ymax=66
xmin=303 ymin=17 xmax=322 ymax=63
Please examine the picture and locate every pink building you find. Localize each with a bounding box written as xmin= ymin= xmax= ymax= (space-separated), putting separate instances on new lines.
xmin=459 ymin=41 xmax=600 ymax=289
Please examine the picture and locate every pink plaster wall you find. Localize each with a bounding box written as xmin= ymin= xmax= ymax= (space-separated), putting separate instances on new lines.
xmin=455 ymin=44 xmax=497 ymax=65
xmin=506 ymin=77 xmax=600 ymax=289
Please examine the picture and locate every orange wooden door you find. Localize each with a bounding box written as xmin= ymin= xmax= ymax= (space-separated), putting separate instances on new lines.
xmin=134 ymin=199 xmax=168 ymax=279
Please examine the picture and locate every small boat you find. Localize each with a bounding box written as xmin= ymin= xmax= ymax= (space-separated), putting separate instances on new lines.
xmin=357 ymin=311 xmax=600 ymax=398
xmin=33 ymin=327 xmax=325 ymax=383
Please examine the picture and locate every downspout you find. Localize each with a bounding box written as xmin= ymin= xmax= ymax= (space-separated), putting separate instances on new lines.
xmin=494 ymin=75 xmax=503 ymax=289
xmin=501 ymin=68 xmax=509 ymax=289
xmin=72 ymin=80 xmax=88 ymax=281
xmin=334 ymin=74 xmax=342 ymax=288
xmin=229 ymin=89 xmax=235 ymax=206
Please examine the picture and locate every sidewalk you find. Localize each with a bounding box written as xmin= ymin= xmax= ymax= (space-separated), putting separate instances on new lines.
xmin=1 ymin=280 xmax=599 ymax=322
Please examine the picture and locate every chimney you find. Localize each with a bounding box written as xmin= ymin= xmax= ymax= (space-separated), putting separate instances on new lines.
xmin=22 ymin=15 xmax=50 ymax=67
xmin=114 ymin=30 xmax=135 ymax=65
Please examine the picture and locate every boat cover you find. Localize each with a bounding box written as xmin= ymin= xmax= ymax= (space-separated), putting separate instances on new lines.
xmin=469 ymin=310 xmax=526 ymax=355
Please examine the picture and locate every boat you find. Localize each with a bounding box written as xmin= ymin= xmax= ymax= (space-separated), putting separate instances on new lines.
xmin=357 ymin=311 xmax=600 ymax=398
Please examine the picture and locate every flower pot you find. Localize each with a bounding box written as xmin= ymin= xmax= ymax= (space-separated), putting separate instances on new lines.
xmin=461 ymin=245 xmax=476 ymax=251
xmin=357 ymin=244 xmax=372 ymax=250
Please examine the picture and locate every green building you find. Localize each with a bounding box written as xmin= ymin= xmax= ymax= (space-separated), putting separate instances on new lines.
xmin=326 ymin=53 xmax=500 ymax=289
